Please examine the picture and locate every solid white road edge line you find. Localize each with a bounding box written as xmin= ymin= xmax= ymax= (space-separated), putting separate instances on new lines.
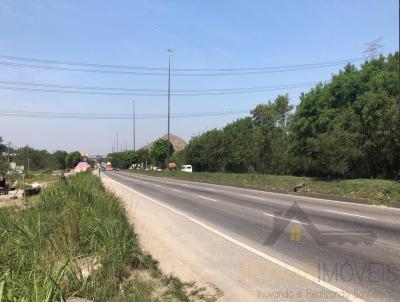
xmin=324 ymin=209 xmax=376 ymax=220
xmin=105 ymin=175 xmax=365 ymax=302
xmin=263 ymin=212 xmax=308 ymax=225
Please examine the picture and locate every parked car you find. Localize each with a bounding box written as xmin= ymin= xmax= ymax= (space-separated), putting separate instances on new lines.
xmin=181 ymin=165 xmax=193 ymax=173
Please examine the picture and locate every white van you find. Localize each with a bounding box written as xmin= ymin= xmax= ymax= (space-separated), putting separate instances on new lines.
xmin=181 ymin=165 xmax=193 ymax=173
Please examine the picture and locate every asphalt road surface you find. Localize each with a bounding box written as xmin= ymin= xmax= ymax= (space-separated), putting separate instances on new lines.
xmin=106 ymin=171 xmax=400 ymax=302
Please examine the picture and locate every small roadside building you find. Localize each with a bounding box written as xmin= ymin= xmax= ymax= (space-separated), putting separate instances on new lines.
xmin=74 ymin=161 xmax=91 ymax=172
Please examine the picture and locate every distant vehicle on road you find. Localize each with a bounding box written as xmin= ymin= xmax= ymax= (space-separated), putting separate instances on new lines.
xmin=106 ymin=162 xmax=113 ymax=171
xmin=101 ymin=167 xmax=106 ymax=172
xmin=114 ymin=167 xmax=120 ymax=171
xmin=181 ymin=165 xmax=193 ymax=173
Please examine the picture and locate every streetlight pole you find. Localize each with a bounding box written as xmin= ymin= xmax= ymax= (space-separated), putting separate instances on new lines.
xmin=27 ymin=147 xmax=30 ymax=173
xmin=166 ymin=49 xmax=172 ymax=168
xmin=132 ymin=99 xmax=136 ymax=151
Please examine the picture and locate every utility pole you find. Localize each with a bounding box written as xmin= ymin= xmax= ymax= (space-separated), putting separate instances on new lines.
xmin=166 ymin=49 xmax=172 ymax=167
xmin=27 ymin=147 xmax=30 ymax=173
xmin=116 ymin=131 xmax=119 ymax=153
xmin=7 ymin=141 xmax=10 ymax=167
xmin=132 ymin=99 xmax=136 ymax=151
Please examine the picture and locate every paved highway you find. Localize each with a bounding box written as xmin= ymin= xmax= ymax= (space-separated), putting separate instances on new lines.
xmin=106 ymin=171 xmax=400 ymax=302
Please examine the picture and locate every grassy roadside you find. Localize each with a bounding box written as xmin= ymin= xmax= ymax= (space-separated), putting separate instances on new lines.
xmin=7 ymin=172 xmax=61 ymax=183
xmin=127 ymin=170 xmax=400 ymax=207
xmin=0 ymin=172 xmax=208 ymax=301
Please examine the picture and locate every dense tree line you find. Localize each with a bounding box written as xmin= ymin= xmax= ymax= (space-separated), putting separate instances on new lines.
xmin=184 ymin=53 xmax=400 ymax=179
xmin=108 ymin=150 xmax=140 ymax=169
xmin=108 ymin=53 xmax=399 ymax=179
xmin=109 ymin=139 xmax=174 ymax=169
xmin=0 ymin=138 xmax=83 ymax=173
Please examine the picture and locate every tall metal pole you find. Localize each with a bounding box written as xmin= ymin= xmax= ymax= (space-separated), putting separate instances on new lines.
xmin=167 ymin=49 xmax=172 ymax=167
xmin=27 ymin=147 xmax=30 ymax=173
xmin=7 ymin=141 xmax=10 ymax=167
xmin=132 ymin=99 xmax=136 ymax=151
xmin=116 ymin=131 xmax=119 ymax=153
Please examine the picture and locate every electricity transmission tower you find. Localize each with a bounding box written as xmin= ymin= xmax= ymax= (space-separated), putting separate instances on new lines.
xmin=363 ymin=37 xmax=384 ymax=59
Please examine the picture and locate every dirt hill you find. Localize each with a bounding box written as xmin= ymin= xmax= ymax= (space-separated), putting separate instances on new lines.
xmin=142 ymin=134 xmax=188 ymax=151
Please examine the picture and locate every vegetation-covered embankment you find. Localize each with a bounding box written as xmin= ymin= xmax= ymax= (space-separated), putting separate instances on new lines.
xmin=128 ymin=170 xmax=400 ymax=207
xmin=0 ymin=172 xmax=193 ymax=301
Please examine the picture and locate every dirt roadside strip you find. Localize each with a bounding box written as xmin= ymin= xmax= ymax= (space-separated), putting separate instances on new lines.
xmin=100 ymin=173 xmax=352 ymax=302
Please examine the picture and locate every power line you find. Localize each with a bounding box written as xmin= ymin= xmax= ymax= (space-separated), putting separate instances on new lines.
xmin=0 ymin=109 xmax=250 ymax=120
xmin=0 ymin=80 xmax=319 ymax=92
xmin=0 ymin=54 xmax=363 ymax=72
xmin=0 ymin=61 xmax=167 ymax=76
xmin=0 ymin=82 xmax=318 ymax=96
xmin=0 ymin=54 xmax=166 ymax=71
xmin=0 ymin=57 xmax=363 ymax=76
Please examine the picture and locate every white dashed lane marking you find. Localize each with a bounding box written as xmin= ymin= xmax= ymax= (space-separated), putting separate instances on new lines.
xmin=324 ymin=209 xmax=376 ymax=220
xmin=198 ymin=195 xmax=218 ymax=202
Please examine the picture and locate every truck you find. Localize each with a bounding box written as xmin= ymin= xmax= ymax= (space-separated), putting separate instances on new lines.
xmin=168 ymin=162 xmax=177 ymax=171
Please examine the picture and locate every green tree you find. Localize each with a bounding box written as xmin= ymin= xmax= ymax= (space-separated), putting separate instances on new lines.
xmin=251 ymin=94 xmax=293 ymax=174
xmin=171 ymin=149 xmax=187 ymax=167
xmin=290 ymin=53 xmax=400 ymax=178
xmin=186 ymin=129 xmax=225 ymax=172
xmin=137 ymin=148 xmax=151 ymax=168
xmin=222 ymin=117 xmax=258 ymax=172
xmin=15 ymin=146 xmax=53 ymax=172
xmin=109 ymin=150 xmax=140 ymax=169
xmin=150 ymin=139 xmax=174 ymax=167
xmin=53 ymin=150 xmax=68 ymax=170
xmin=65 ymin=151 xmax=81 ymax=169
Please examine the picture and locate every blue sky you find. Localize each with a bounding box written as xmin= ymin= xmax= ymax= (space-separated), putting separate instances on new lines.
xmin=1 ymin=0 xmax=398 ymax=155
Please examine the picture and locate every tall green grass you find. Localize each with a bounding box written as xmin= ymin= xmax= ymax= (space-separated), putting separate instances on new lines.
xmin=0 ymin=172 xmax=190 ymax=301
